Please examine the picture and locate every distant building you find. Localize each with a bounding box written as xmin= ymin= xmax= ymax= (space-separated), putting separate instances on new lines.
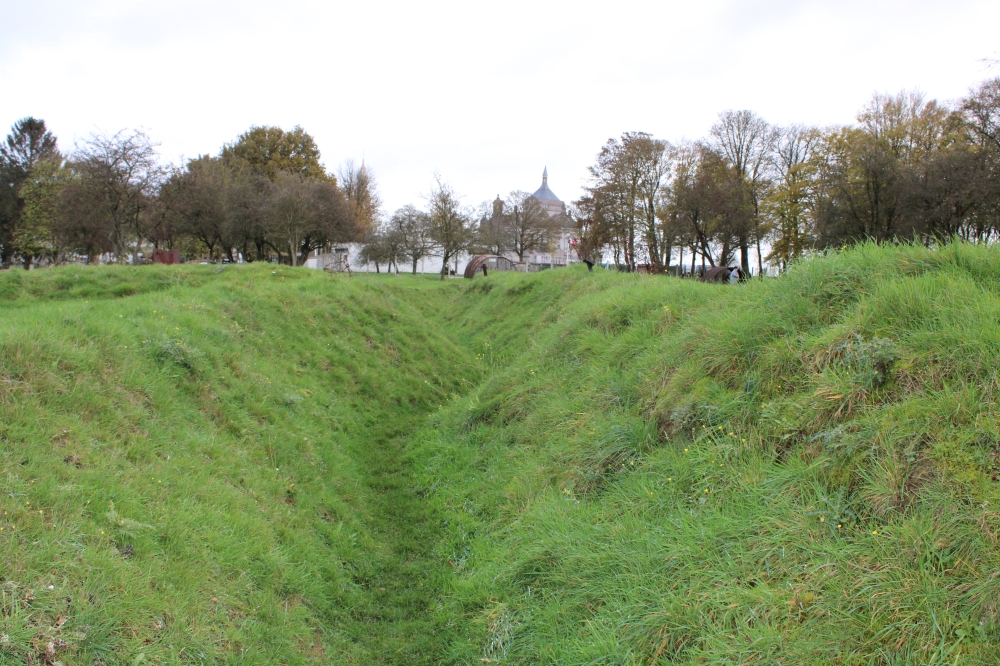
xmin=522 ymin=167 xmax=577 ymax=269
xmin=307 ymin=168 xmax=579 ymax=275
xmin=531 ymin=167 xmax=565 ymax=218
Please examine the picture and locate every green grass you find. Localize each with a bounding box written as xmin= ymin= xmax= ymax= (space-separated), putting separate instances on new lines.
xmin=4 ymin=244 xmax=1000 ymax=664
xmin=0 ymin=265 xmax=473 ymax=664
xmin=415 ymin=243 xmax=1000 ymax=664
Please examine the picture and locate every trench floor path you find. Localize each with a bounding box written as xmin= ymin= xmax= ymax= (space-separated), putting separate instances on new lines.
xmin=342 ymin=423 xmax=454 ymax=664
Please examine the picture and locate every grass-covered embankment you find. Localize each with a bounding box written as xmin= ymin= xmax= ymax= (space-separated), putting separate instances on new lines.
xmin=417 ymin=242 xmax=1000 ymax=664
xmin=0 ymin=264 xmax=473 ymax=664
xmin=5 ymin=243 xmax=1000 ymax=664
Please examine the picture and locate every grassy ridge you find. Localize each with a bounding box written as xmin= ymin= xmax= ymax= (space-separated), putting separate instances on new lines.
xmin=418 ymin=243 xmax=1000 ymax=664
xmin=0 ymin=264 xmax=219 ymax=307
xmin=0 ymin=266 xmax=472 ymax=664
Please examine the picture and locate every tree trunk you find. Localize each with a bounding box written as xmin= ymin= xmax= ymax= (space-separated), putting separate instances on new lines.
xmin=440 ymin=251 xmax=450 ymax=280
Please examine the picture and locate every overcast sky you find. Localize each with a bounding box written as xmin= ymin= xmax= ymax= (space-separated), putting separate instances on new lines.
xmin=2 ymin=0 xmax=998 ymax=212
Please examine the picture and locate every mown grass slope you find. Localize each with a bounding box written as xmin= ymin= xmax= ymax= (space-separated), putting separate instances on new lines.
xmin=0 ymin=265 xmax=473 ymax=664
xmin=418 ymin=242 xmax=1000 ymax=664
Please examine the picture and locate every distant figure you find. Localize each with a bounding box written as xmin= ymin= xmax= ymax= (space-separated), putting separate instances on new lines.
xmin=584 ymin=259 xmax=594 ymax=272
xmin=728 ymin=267 xmax=741 ymax=284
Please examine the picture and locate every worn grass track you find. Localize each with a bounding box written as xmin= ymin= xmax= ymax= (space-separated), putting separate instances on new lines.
xmin=343 ymin=430 xmax=450 ymax=663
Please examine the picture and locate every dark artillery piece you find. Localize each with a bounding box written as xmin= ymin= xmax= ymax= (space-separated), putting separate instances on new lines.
xmin=464 ymin=254 xmax=520 ymax=278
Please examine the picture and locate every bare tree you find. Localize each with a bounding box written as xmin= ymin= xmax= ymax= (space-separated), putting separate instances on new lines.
xmin=503 ymin=190 xmax=559 ymax=262
xmin=426 ymin=176 xmax=472 ymax=279
xmin=963 ymin=78 xmax=1000 ymax=152
xmin=390 ymin=205 xmax=434 ymax=273
xmin=665 ymin=143 xmax=715 ymax=269
xmin=568 ymin=198 xmax=608 ymax=268
xmin=663 ymin=143 xmax=750 ymax=271
xmin=582 ymin=132 xmax=671 ymax=271
xmin=56 ymin=167 xmax=115 ymax=263
xmin=357 ymin=225 xmax=394 ymax=273
xmin=585 ymin=134 xmax=643 ymax=270
xmin=475 ymin=197 xmax=508 ymax=256
xmin=71 ymin=130 xmax=163 ymax=263
xmin=159 ymin=157 xmax=229 ymax=259
xmin=339 ymin=160 xmax=383 ymax=237
xmin=710 ymin=111 xmax=776 ymax=274
xmin=765 ymin=125 xmax=818 ymax=269
xmin=632 ymin=135 xmax=672 ymax=271
xmin=268 ymin=171 xmax=349 ymax=266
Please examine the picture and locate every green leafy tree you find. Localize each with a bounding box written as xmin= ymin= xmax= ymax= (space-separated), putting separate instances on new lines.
xmin=0 ymin=117 xmax=59 ymax=266
xmin=16 ymin=157 xmax=68 ymax=267
xmin=222 ymin=126 xmax=330 ymax=182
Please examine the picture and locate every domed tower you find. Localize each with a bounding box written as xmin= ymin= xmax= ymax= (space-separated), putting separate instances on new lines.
xmin=530 ymin=167 xmax=566 ymax=218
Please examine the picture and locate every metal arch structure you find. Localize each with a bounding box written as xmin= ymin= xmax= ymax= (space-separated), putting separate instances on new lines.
xmin=699 ymin=266 xmax=744 ymax=283
xmin=699 ymin=266 xmax=730 ymax=282
xmin=463 ymin=254 xmax=520 ymax=278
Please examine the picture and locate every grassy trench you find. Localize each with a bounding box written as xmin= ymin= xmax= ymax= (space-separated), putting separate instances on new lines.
xmin=0 ymin=264 xmax=474 ymax=664
xmin=9 ymin=243 xmax=1000 ymax=664
xmin=342 ymin=431 xmax=451 ymax=663
xmin=417 ymin=243 xmax=1000 ymax=664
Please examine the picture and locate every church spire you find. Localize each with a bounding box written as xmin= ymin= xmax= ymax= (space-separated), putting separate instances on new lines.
xmin=542 ymin=166 xmax=548 ymax=185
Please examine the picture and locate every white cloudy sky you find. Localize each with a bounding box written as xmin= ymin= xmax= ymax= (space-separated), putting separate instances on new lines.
xmin=2 ymin=0 xmax=998 ymax=211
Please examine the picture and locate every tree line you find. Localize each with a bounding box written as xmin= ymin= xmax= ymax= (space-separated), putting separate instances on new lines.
xmin=4 ymin=76 xmax=998 ymax=276
xmin=0 ymin=123 xmax=382 ymax=269
xmin=0 ymin=120 xmax=562 ymax=279
xmin=573 ymin=78 xmax=1000 ymax=274
xmin=357 ymin=182 xmax=563 ymax=276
